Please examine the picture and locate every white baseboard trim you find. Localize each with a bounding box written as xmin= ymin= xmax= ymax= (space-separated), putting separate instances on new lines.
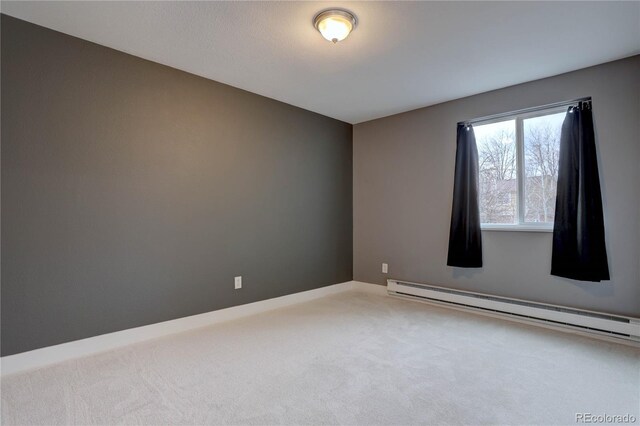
xmin=351 ymin=280 xmax=388 ymax=295
xmin=2 ymin=280 xmax=385 ymax=377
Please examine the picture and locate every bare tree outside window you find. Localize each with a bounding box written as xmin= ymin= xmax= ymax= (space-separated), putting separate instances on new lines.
xmin=475 ymin=120 xmax=517 ymax=224
xmin=523 ymin=112 xmax=564 ymax=223
xmin=474 ymin=109 xmax=565 ymax=226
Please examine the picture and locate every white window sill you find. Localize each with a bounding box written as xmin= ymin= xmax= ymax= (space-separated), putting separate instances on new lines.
xmin=481 ymin=224 xmax=553 ymax=233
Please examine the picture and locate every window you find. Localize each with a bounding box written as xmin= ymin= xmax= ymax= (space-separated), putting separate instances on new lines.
xmin=474 ymin=107 xmax=565 ymax=231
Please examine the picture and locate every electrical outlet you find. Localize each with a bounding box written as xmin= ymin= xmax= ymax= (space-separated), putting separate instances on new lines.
xmin=382 ymin=263 xmax=388 ymax=274
xmin=234 ymin=276 xmax=242 ymax=289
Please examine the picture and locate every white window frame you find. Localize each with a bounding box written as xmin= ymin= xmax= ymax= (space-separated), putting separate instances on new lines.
xmin=475 ymin=105 xmax=566 ymax=233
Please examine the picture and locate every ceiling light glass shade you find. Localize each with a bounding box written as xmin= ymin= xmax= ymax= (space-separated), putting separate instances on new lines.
xmin=314 ymin=9 xmax=357 ymax=43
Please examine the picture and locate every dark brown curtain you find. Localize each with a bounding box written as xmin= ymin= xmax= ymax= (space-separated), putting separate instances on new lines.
xmin=551 ymin=103 xmax=609 ymax=281
xmin=447 ymin=124 xmax=482 ymax=267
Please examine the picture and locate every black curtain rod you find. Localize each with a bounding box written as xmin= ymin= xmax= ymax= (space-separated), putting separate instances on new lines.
xmin=458 ymin=97 xmax=592 ymax=126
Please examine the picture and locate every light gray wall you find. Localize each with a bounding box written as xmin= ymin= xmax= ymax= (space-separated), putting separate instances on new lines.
xmin=354 ymin=55 xmax=640 ymax=317
xmin=1 ymin=15 xmax=353 ymax=356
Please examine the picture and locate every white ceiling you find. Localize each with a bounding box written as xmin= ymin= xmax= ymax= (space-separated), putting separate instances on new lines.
xmin=2 ymin=1 xmax=639 ymax=124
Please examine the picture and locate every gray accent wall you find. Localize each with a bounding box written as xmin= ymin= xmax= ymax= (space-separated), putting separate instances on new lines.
xmin=354 ymin=55 xmax=640 ymax=317
xmin=1 ymin=15 xmax=352 ymax=356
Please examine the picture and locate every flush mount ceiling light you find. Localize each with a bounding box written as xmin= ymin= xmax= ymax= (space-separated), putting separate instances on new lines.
xmin=313 ymin=9 xmax=357 ymax=43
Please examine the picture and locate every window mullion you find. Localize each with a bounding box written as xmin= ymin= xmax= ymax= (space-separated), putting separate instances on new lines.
xmin=516 ymin=117 xmax=525 ymax=225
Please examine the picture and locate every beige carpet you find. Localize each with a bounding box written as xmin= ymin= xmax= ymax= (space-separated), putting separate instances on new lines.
xmin=2 ymin=291 xmax=639 ymax=425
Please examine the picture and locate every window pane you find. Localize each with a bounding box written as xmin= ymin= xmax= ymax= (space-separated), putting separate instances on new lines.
xmin=475 ymin=120 xmax=517 ymax=224
xmin=523 ymin=112 xmax=564 ymax=223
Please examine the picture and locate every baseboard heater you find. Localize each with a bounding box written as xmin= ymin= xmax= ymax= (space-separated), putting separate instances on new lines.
xmin=387 ymin=279 xmax=640 ymax=345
